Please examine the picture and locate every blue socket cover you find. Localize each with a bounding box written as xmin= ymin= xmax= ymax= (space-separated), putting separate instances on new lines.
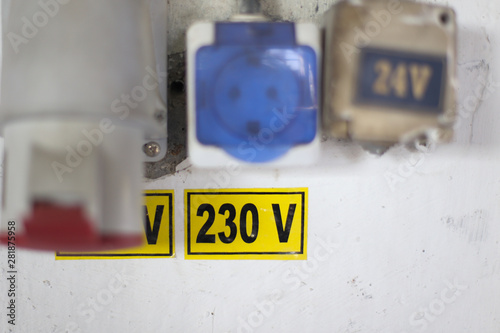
xmin=195 ymin=22 xmax=318 ymax=163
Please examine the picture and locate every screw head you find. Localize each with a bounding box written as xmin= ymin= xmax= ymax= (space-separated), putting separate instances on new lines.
xmin=143 ymin=142 xmax=161 ymax=158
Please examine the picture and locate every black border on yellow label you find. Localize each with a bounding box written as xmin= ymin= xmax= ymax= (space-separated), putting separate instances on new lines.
xmin=185 ymin=189 xmax=307 ymax=260
xmin=56 ymin=191 xmax=174 ymax=260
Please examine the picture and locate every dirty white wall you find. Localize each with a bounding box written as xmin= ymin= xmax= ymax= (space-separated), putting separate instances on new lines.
xmin=1 ymin=0 xmax=500 ymax=332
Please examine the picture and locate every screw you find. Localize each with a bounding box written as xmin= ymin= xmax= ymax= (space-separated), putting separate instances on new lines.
xmin=439 ymin=12 xmax=449 ymax=25
xmin=415 ymin=135 xmax=430 ymax=150
xmin=143 ymin=142 xmax=161 ymax=158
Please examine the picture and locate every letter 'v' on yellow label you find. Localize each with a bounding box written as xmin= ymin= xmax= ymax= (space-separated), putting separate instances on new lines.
xmin=185 ymin=188 xmax=308 ymax=260
xmin=56 ymin=190 xmax=175 ymax=260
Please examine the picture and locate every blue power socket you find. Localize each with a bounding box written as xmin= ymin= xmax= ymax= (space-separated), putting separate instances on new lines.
xmin=194 ymin=22 xmax=318 ymax=163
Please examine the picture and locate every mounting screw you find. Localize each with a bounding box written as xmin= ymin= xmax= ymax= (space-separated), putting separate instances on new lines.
xmin=439 ymin=12 xmax=450 ymax=25
xmin=143 ymin=142 xmax=161 ymax=158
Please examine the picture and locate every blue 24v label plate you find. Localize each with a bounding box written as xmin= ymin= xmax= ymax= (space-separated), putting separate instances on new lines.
xmin=355 ymin=48 xmax=446 ymax=113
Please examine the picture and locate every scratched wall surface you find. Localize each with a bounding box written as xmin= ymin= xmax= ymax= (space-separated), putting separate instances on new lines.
xmin=1 ymin=0 xmax=500 ymax=332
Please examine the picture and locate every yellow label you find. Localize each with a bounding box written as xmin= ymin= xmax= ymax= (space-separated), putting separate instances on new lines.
xmin=56 ymin=190 xmax=174 ymax=260
xmin=185 ymin=189 xmax=307 ymax=260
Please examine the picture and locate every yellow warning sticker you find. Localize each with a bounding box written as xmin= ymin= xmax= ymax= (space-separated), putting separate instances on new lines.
xmin=185 ymin=189 xmax=307 ymax=260
xmin=56 ymin=190 xmax=174 ymax=260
